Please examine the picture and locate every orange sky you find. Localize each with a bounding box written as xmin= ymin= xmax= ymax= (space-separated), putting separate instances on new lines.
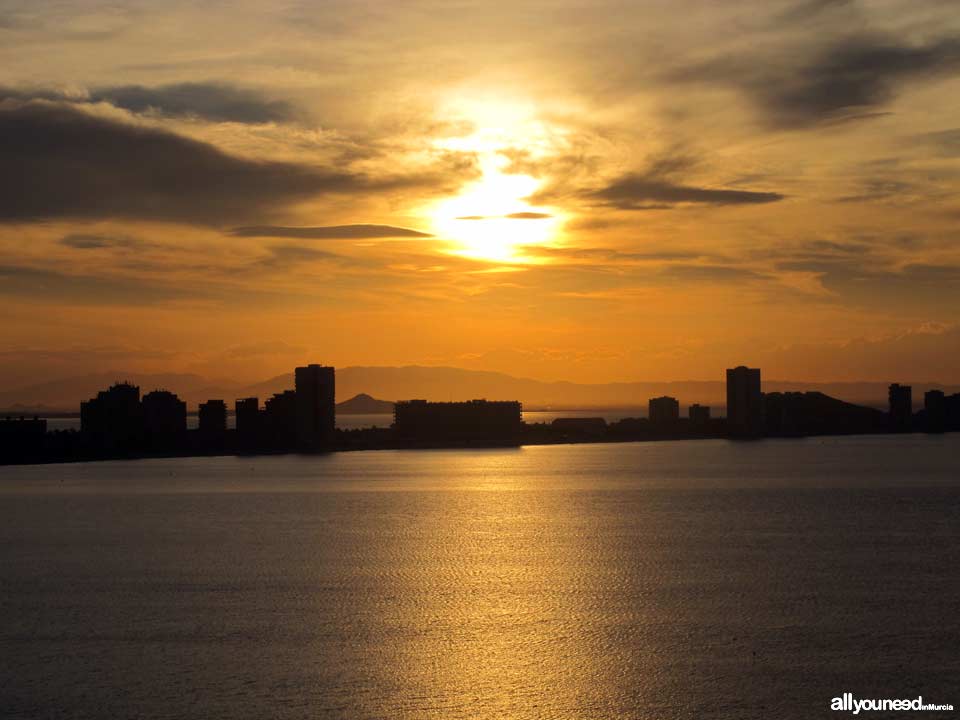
xmin=2 ymin=0 xmax=960 ymax=387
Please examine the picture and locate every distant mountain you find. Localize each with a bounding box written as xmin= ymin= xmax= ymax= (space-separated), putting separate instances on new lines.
xmin=1 ymin=364 xmax=957 ymax=414
xmin=336 ymin=393 xmax=394 ymax=414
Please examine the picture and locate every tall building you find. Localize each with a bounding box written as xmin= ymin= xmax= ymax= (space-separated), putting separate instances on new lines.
xmin=648 ymin=396 xmax=680 ymax=425
xmin=394 ymin=399 xmax=522 ymax=444
xmin=689 ymin=404 xmax=711 ymax=425
xmin=726 ymin=366 xmax=763 ymax=436
xmin=888 ymin=383 xmax=912 ymax=431
xmin=264 ymin=390 xmax=298 ymax=447
xmin=198 ymin=399 xmax=227 ymax=435
xmin=922 ymin=389 xmax=945 ymax=432
xmin=142 ymin=390 xmax=187 ymax=447
xmin=81 ymin=382 xmax=143 ymax=451
xmin=235 ymin=397 xmax=260 ymax=447
xmin=295 ymin=364 xmax=336 ymax=448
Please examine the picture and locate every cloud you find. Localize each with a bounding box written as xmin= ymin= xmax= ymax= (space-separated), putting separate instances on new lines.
xmin=680 ymin=34 xmax=960 ymax=129
xmin=835 ymin=179 xmax=914 ymax=203
xmin=915 ymin=128 xmax=960 ymax=158
xmin=230 ymin=224 xmax=433 ymax=239
xmin=0 ymin=82 xmax=296 ymax=124
xmin=60 ymin=233 xmax=140 ymax=249
xmin=253 ymin=244 xmax=347 ymax=270
xmin=505 ymin=212 xmax=552 ymax=219
xmin=455 ymin=212 xmax=553 ymax=220
xmin=88 ymin=82 xmax=296 ymax=123
xmin=658 ymin=264 xmax=768 ymax=282
xmin=518 ymin=246 xmax=708 ymax=263
xmin=0 ymin=263 xmax=193 ymax=304
xmin=588 ymin=174 xmax=785 ymax=209
xmin=0 ymin=102 xmax=433 ymax=226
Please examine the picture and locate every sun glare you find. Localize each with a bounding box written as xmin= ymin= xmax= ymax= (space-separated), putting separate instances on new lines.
xmin=427 ymin=97 xmax=564 ymax=262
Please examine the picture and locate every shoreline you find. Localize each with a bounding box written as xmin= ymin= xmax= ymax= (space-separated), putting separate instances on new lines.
xmin=2 ymin=426 xmax=955 ymax=468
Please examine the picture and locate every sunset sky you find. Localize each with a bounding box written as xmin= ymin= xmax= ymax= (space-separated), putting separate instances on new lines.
xmin=2 ymin=0 xmax=959 ymax=387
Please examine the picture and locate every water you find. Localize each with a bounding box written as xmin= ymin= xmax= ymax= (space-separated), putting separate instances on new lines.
xmin=1 ymin=435 xmax=958 ymax=719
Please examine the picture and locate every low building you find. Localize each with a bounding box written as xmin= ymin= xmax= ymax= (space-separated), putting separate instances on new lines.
xmin=648 ymin=396 xmax=680 ymax=425
xmin=0 ymin=416 xmax=47 ymax=461
xmin=689 ymin=404 xmax=711 ymax=424
xmin=394 ymin=399 xmax=522 ymax=443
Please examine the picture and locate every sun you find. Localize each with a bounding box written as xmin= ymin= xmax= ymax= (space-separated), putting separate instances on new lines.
xmin=425 ymin=97 xmax=565 ymax=262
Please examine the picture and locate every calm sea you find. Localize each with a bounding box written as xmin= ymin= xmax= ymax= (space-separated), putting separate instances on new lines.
xmin=1 ymin=435 xmax=958 ymax=719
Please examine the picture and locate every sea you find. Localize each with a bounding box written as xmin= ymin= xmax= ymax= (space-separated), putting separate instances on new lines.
xmin=1 ymin=434 xmax=958 ymax=719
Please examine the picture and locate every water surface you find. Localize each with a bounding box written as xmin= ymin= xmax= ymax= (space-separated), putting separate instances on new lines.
xmin=1 ymin=435 xmax=958 ymax=719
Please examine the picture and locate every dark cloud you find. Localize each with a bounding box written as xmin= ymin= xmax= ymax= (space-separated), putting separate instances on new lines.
xmin=0 ymin=83 xmax=296 ymax=124
xmin=0 ymin=103 xmax=434 ymax=226
xmin=759 ymin=36 xmax=960 ymax=127
xmin=671 ymin=34 xmax=960 ymax=128
xmin=89 ymin=83 xmax=296 ymax=123
xmin=589 ymin=174 xmax=784 ymax=209
xmin=231 ymin=224 xmax=433 ymax=239
xmin=60 ymin=233 xmax=140 ymax=249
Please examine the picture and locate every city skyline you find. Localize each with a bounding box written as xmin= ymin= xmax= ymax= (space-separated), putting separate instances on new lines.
xmin=4 ymin=362 xmax=958 ymax=465
xmin=2 ymin=1 xmax=960 ymax=387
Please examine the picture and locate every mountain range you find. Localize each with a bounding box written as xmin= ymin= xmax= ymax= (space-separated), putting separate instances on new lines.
xmin=1 ymin=365 xmax=956 ymax=414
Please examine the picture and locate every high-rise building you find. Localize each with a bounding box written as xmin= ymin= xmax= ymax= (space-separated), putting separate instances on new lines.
xmin=264 ymin=390 xmax=298 ymax=447
xmin=923 ymin=389 xmax=944 ymax=432
xmin=689 ymin=404 xmax=711 ymax=425
xmin=235 ymin=397 xmax=260 ymax=447
xmin=142 ymin=390 xmax=187 ymax=447
xmin=648 ymin=396 xmax=680 ymax=425
xmin=295 ymin=364 xmax=336 ymax=448
xmin=198 ymin=399 xmax=227 ymax=435
xmin=81 ymin=382 xmax=143 ymax=450
xmin=888 ymin=383 xmax=912 ymax=431
xmin=726 ymin=366 xmax=763 ymax=436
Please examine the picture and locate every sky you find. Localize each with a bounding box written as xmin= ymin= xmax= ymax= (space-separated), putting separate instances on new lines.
xmin=2 ymin=0 xmax=959 ymax=387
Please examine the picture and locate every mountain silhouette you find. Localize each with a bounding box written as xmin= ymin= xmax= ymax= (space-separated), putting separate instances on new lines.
xmin=2 ymin=365 xmax=957 ymax=413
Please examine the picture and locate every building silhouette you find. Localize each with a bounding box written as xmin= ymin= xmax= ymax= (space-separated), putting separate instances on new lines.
xmin=264 ymin=390 xmax=297 ymax=448
xmin=81 ymin=382 xmax=143 ymax=452
xmin=923 ymin=390 xmax=945 ymax=432
xmin=689 ymin=404 xmax=711 ymax=425
xmin=764 ymin=391 xmax=887 ymax=436
xmin=726 ymin=366 xmax=763 ymax=436
xmin=394 ymin=399 xmax=522 ymax=444
xmin=0 ymin=417 xmax=47 ymax=461
xmin=198 ymin=399 xmax=227 ymax=435
xmin=888 ymin=383 xmax=912 ymax=431
xmin=648 ymin=396 xmax=680 ymax=425
xmin=295 ymin=364 xmax=336 ymax=449
xmin=235 ymin=397 xmax=260 ymax=447
xmin=142 ymin=390 xmax=187 ymax=447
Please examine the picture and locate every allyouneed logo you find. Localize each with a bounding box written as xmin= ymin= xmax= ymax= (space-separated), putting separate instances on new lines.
xmin=831 ymin=693 xmax=954 ymax=714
